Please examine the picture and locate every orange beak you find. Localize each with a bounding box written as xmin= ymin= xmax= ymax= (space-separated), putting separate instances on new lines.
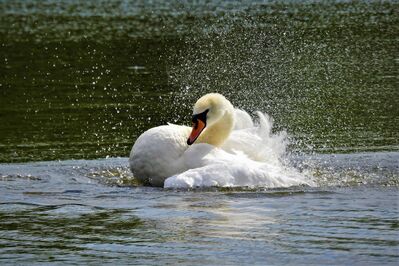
xmin=187 ymin=119 xmax=206 ymax=145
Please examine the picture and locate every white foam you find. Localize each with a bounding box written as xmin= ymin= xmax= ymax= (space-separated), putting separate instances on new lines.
xmin=164 ymin=111 xmax=313 ymax=188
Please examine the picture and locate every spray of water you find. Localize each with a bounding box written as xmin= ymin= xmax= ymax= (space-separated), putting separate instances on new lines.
xmin=164 ymin=110 xmax=313 ymax=188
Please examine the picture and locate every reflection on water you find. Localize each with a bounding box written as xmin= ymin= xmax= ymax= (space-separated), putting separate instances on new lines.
xmin=0 ymin=154 xmax=398 ymax=264
xmin=0 ymin=185 xmax=398 ymax=264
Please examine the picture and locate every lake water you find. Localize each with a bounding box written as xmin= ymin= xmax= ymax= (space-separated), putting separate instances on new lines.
xmin=0 ymin=0 xmax=398 ymax=265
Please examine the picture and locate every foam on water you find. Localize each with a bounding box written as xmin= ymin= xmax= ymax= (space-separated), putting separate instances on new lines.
xmin=164 ymin=111 xmax=313 ymax=188
xmin=0 ymin=152 xmax=398 ymax=193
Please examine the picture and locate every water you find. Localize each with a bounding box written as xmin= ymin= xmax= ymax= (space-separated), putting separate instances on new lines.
xmin=0 ymin=154 xmax=398 ymax=264
xmin=0 ymin=0 xmax=398 ymax=264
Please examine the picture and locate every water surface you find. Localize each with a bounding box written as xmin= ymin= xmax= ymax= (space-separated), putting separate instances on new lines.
xmin=1 ymin=0 xmax=398 ymax=161
xmin=0 ymin=153 xmax=398 ymax=265
xmin=0 ymin=0 xmax=398 ymax=265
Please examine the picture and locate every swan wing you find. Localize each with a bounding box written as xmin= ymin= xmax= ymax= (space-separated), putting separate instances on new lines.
xmin=234 ymin=108 xmax=254 ymax=129
xmin=129 ymin=124 xmax=191 ymax=186
xmin=165 ymin=148 xmax=311 ymax=188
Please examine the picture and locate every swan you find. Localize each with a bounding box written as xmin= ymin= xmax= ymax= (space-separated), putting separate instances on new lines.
xmin=129 ymin=93 xmax=235 ymax=186
xmin=129 ymin=93 xmax=311 ymax=188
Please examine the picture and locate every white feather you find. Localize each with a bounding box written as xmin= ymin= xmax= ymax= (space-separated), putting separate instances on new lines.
xmin=129 ymin=93 xmax=312 ymax=188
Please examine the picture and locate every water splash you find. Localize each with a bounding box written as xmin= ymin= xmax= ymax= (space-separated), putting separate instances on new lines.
xmin=166 ymin=2 xmax=399 ymax=154
xmin=164 ymin=111 xmax=313 ymax=188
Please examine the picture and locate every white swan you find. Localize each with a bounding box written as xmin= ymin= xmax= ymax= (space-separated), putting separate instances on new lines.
xmin=129 ymin=93 xmax=311 ymax=188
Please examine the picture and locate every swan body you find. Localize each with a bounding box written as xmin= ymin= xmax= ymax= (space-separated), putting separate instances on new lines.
xmin=129 ymin=124 xmax=191 ymax=186
xmin=129 ymin=93 xmax=311 ymax=188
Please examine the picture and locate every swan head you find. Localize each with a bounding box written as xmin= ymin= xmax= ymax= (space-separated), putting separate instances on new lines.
xmin=187 ymin=93 xmax=234 ymax=146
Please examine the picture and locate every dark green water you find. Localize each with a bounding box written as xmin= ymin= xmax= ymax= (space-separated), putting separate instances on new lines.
xmin=1 ymin=0 xmax=398 ymax=162
xmin=0 ymin=1 xmax=398 ymax=265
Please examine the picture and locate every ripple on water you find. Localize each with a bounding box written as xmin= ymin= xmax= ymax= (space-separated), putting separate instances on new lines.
xmin=0 ymin=154 xmax=398 ymax=264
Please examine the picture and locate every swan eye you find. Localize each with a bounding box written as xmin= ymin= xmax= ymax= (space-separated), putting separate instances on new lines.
xmin=191 ymin=109 xmax=209 ymax=124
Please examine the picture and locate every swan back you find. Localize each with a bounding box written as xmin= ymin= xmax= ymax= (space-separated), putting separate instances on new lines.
xmin=129 ymin=124 xmax=190 ymax=186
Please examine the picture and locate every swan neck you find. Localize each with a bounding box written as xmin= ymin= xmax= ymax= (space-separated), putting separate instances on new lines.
xmin=198 ymin=110 xmax=234 ymax=147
